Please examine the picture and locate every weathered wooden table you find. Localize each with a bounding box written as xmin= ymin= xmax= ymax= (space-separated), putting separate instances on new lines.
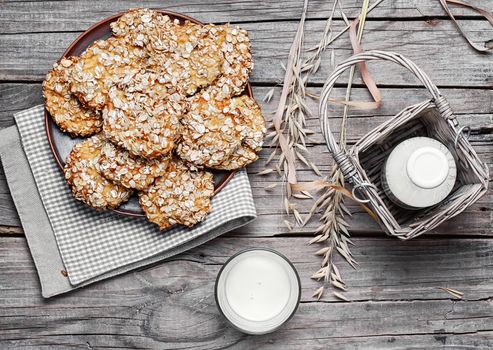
xmin=1 ymin=1 xmax=492 ymax=348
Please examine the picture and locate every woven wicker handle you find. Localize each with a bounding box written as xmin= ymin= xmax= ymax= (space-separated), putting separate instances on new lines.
xmin=319 ymin=50 xmax=455 ymax=185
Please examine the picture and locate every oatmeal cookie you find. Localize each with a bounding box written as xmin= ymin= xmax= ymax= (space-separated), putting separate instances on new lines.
xmin=98 ymin=141 xmax=170 ymax=190
xmin=111 ymin=9 xmax=232 ymax=97
xmin=211 ymin=24 xmax=252 ymax=99
xmin=111 ymin=8 xmax=181 ymax=52
xmin=43 ymin=57 xmax=102 ymax=137
xmin=215 ymin=146 xmax=259 ymax=170
xmin=177 ymin=89 xmax=265 ymax=169
xmin=180 ymin=24 xmax=226 ymax=95
xmin=113 ymin=9 xmax=209 ymax=58
xmin=214 ymin=94 xmax=265 ymax=170
xmin=139 ymin=159 xmax=214 ymax=230
xmin=176 ymin=89 xmax=240 ymax=167
xmin=64 ymin=135 xmax=133 ymax=209
xmin=103 ymin=71 xmax=188 ymax=159
xmin=229 ymin=94 xmax=265 ymax=151
xmin=71 ymin=37 xmax=147 ymax=110
xmin=150 ymin=23 xmax=225 ymax=96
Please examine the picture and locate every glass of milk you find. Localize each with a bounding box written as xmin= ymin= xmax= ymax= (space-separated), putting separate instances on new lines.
xmin=215 ymin=249 xmax=301 ymax=335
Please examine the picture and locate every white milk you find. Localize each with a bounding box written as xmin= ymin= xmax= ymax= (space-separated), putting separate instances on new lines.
xmin=224 ymin=254 xmax=291 ymax=321
xmin=215 ymin=249 xmax=300 ymax=334
xmin=382 ymin=137 xmax=457 ymax=209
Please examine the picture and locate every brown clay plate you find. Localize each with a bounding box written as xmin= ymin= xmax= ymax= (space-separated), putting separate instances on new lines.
xmin=44 ymin=10 xmax=247 ymax=217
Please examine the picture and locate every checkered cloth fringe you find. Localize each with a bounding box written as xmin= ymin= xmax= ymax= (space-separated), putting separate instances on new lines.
xmin=15 ymin=105 xmax=256 ymax=285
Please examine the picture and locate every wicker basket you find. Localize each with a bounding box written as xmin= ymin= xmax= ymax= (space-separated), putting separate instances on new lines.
xmin=319 ymin=50 xmax=489 ymax=240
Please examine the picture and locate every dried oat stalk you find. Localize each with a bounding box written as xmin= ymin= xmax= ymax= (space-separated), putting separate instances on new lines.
xmin=437 ymin=286 xmax=464 ymax=299
xmin=264 ymin=0 xmax=382 ymax=300
xmin=309 ymin=167 xmax=355 ymax=301
xmin=264 ymin=0 xmax=320 ymax=200
xmin=306 ymin=0 xmax=379 ymax=301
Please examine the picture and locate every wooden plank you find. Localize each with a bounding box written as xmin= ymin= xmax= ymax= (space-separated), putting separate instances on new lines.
xmin=0 ymin=306 xmax=491 ymax=350
xmin=1 ymin=0 xmax=492 ymax=34
xmin=0 ymin=84 xmax=43 ymax=128
xmin=1 ymin=1 xmax=491 ymax=346
xmin=0 ymin=84 xmax=491 ymax=233
xmin=0 ymin=236 xmax=492 ymax=349
xmin=254 ymin=84 xmax=493 ymax=235
xmin=0 ymin=141 xmax=491 ymax=235
xmin=2 ymin=235 xmax=493 ymax=302
xmin=1 ymin=84 xmax=492 ymax=131
xmin=1 ymin=20 xmax=492 ymax=87
xmin=1 ymin=327 xmax=492 ymax=350
xmin=259 ymin=333 xmax=493 ymax=350
xmin=1 ymin=304 xmax=491 ymax=350
xmin=244 ymin=142 xmax=492 ymax=237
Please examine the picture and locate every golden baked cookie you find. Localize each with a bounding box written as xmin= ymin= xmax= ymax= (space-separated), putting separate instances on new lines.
xmin=211 ymin=24 xmax=253 ymax=99
xmin=139 ymin=159 xmax=214 ymax=230
xmin=181 ymin=24 xmax=226 ymax=95
xmin=102 ymin=71 xmax=188 ymax=159
xmin=70 ymin=37 xmax=147 ymax=110
xmin=176 ymin=89 xmax=241 ymax=167
xmin=43 ymin=57 xmax=102 ymax=137
xmin=64 ymin=135 xmax=133 ymax=209
xmin=214 ymin=146 xmax=259 ymax=170
xmin=111 ymin=10 xmax=247 ymax=98
xmin=111 ymin=8 xmax=180 ymax=53
xmin=98 ymin=141 xmax=170 ymax=190
xmin=173 ymin=21 xmax=207 ymax=56
xmin=177 ymin=89 xmax=265 ymax=169
xmin=214 ymin=94 xmax=265 ymax=170
xmin=230 ymin=94 xmax=265 ymax=150
xmin=148 ymin=23 xmax=225 ymax=96
xmin=113 ymin=9 xmax=206 ymax=58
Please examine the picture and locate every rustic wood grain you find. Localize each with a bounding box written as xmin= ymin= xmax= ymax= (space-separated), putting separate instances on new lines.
xmin=4 ymin=235 xmax=493 ymax=302
xmin=1 ymin=20 xmax=492 ymax=88
xmin=0 ymin=84 xmax=491 ymax=233
xmin=1 ymin=0 xmax=492 ymax=34
xmin=0 ymin=141 xmax=491 ymax=234
xmin=1 ymin=1 xmax=492 ymax=348
xmin=1 ymin=84 xmax=492 ymax=135
xmin=1 ymin=236 xmax=493 ymax=349
xmin=0 ymin=84 xmax=43 ymax=126
xmin=2 ymin=302 xmax=491 ymax=350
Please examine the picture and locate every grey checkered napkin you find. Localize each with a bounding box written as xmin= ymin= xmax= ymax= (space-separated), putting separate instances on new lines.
xmin=15 ymin=105 xmax=256 ymax=285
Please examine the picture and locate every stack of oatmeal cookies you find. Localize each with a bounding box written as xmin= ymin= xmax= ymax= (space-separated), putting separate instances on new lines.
xmin=43 ymin=8 xmax=265 ymax=229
